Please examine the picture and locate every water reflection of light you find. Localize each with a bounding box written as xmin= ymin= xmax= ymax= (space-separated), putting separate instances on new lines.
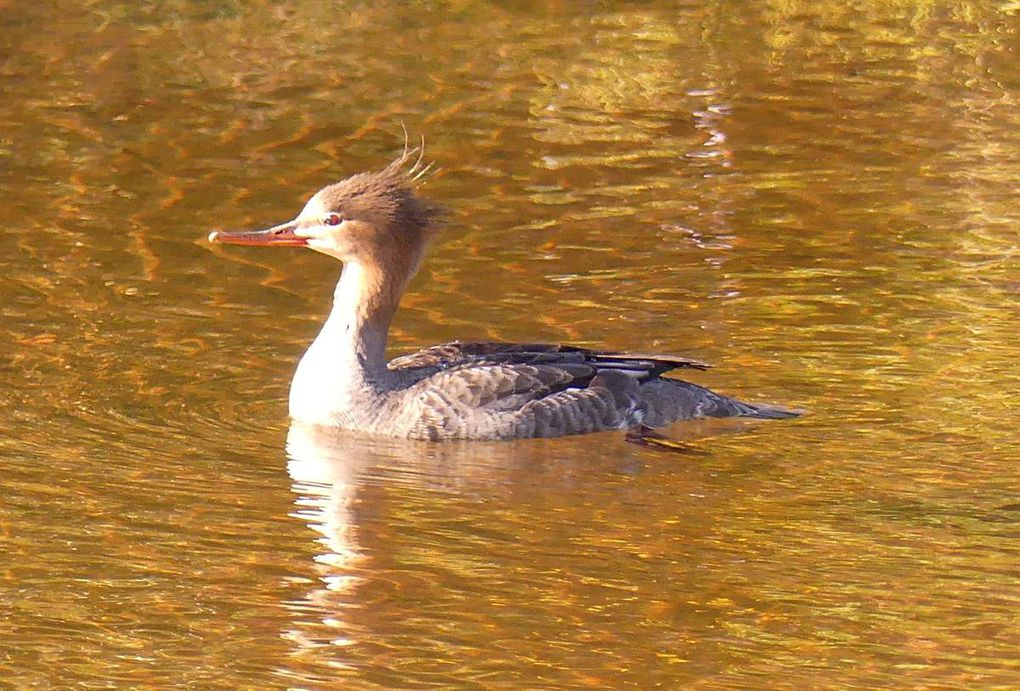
xmin=689 ymin=101 xmax=734 ymax=168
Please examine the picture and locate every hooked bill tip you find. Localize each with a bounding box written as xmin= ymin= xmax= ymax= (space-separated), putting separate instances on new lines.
xmin=208 ymin=231 xmax=221 ymax=243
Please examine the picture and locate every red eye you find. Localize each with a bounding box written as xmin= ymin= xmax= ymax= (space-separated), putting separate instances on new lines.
xmin=324 ymin=212 xmax=343 ymax=226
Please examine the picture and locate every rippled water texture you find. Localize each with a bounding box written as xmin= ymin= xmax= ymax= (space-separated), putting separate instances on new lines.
xmin=2 ymin=1 xmax=1019 ymax=687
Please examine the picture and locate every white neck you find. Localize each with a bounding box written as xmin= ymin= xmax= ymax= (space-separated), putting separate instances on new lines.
xmin=289 ymin=260 xmax=405 ymax=425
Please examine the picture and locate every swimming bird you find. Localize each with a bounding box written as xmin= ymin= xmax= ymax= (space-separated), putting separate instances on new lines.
xmin=209 ymin=152 xmax=798 ymax=441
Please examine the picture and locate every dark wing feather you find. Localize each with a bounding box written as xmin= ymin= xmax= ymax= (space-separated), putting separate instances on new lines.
xmin=388 ymin=341 xmax=710 ymax=381
xmin=586 ymin=352 xmax=711 ymax=378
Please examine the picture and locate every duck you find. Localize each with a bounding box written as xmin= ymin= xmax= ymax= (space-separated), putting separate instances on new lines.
xmin=209 ymin=151 xmax=799 ymax=441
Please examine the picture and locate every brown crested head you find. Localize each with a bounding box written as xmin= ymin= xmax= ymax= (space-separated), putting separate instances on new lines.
xmin=209 ymin=151 xmax=444 ymax=268
xmin=313 ymin=153 xmax=444 ymax=242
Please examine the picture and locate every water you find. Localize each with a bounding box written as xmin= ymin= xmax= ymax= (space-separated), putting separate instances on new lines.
xmin=2 ymin=1 xmax=1018 ymax=687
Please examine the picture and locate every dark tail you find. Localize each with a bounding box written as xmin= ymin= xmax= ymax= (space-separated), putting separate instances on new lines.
xmin=637 ymin=379 xmax=802 ymax=426
xmin=729 ymin=400 xmax=802 ymax=420
xmin=676 ymin=381 xmax=802 ymax=421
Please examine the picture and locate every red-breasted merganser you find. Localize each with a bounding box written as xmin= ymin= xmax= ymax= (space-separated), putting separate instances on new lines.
xmin=209 ymin=152 xmax=799 ymax=440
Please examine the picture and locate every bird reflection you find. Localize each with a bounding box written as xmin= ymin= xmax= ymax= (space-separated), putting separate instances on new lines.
xmin=285 ymin=424 xmax=373 ymax=594
xmin=281 ymin=421 xmax=553 ymax=658
xmin=280 ymin=416 xmax=767 ymax=665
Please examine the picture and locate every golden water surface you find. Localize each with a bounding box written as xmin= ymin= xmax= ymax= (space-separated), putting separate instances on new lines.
xmin=2 ymin=1 xmax=1018 ymax=687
